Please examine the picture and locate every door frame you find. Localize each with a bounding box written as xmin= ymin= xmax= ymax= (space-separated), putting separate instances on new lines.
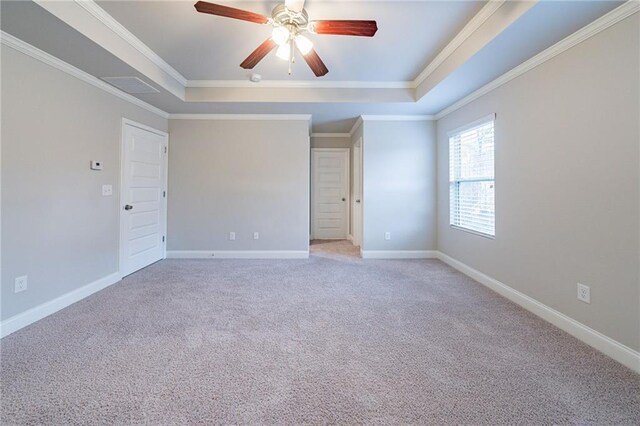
xmin=310 ymin=148 xmax=350 ymax=240
xmin=351 ymin=138 xmax=363 ymax=247
xmin=119 ymin=118 xmax=169 ymax=277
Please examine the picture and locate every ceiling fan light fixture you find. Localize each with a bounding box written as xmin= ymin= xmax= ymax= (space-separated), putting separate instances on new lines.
xmin=194 ymin=1 xmax=378 ymax=77
xmin=295 ymin=35 xmax=313 ymax=55
xmin=276 ymin=43 xmax=291 ymax=61
xmin=271 ymin=26 xmax=290 ymax=46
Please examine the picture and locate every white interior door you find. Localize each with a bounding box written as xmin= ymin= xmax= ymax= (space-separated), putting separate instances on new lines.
xmin=352 ymin=140 xmax=363 ymax=247
xmin=312 ymin=149 xmax=349 ymax=240
xmin=120 ymin=120 xmax=168 ymax=277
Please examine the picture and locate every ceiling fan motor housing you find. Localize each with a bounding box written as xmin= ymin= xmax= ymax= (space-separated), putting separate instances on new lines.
xmin=272 ymin=4 xmax=309 ymax=29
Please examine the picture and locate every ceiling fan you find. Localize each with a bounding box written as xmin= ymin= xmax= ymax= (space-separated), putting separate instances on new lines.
xmin=194 ymin=0 xmax=378 ymax=77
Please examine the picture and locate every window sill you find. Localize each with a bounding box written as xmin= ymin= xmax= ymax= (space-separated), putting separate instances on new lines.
xmin=450 ymin=225 xmax=495 ymax=240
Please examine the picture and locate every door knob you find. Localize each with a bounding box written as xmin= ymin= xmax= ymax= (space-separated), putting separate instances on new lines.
xmin=342 ymin=198 xmax=346 ymax=202
xmin=124 ymin=205 xmax=133 ymax=210
xmin=356 ymin=199 xmax=361 ymax=203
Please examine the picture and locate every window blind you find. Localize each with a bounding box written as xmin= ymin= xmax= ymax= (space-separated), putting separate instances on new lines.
xmin=449 ymin=118 xmax=495 ymax=237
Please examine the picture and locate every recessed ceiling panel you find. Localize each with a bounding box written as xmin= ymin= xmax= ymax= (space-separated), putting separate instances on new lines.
xmin=96 ymin=0 xmax=485 ymax=81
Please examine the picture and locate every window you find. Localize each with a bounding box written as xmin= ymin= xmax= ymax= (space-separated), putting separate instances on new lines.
xmin=449 ymin=115 xmax=495 ymax=238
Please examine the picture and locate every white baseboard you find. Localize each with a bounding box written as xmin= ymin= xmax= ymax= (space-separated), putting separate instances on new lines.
xmin=0 ymin=272 xmax=122 ymax=339
xmin=361 ymin=250 xmax=438 ymax=259
xmin=4 ymin=252 xmax=636 ymax=373
xmin=166 ymin=250 xmax=309 ymax=259
xmin=347 ymin=234 xmax=353 ymax=242
xmin=436 ymin=251 xmax=640 ymax=374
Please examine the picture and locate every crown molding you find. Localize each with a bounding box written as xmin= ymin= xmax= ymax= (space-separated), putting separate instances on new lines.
xmin=346 ymin=114 xmax=434 ymax=136
xmin=361 ymin=115 xmax=435 ymax=121
xmin=1 ymin=31 xmax=169 ymax=119
xmin=187 ymin=80 xmax=415 ymax=89
xmin=412 ymin=0 xmax=506 ymax=87
xmin=310 ymin=133 xmax=351 ymax=138
xmin=349 ymin=116 xmax=364 ymax=136
xmin=169 ymin=114 xmax=312 ymax=121
xmin=435 ymin=0 xmax=640 ymax=120
xmin=74 ymin=0 xmax=187 ymax=87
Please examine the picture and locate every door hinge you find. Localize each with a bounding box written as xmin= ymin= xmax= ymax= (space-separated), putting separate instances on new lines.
xmin=164 ymin=146 xmax=167 ymax=154
xmin=162 ymin=236 xmax=165 ymax=242
xmin=163 ymin=190 xmax=166 ymax=198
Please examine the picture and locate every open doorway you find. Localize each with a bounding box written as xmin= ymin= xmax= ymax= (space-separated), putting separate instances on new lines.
xmin=310 ymin=147 xmax=360 ymax=258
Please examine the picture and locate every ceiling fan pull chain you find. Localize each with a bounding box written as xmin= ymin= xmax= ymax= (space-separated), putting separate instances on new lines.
xmin=288 ymin=41 xmax=294 ymax=75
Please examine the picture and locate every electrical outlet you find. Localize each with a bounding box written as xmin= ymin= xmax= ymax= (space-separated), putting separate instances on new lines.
xmin=577 ymin=283 xmax=590 ymax=304
xmin=229 ymin=232 xmax=236 ymax=241
xmin=15 ymin=276 xmax=27 ymax=293
xmin=102 ymin=184 xmax=113 ymax=196
xmin=384 ymin=232 xmax=391 ymax=240
xmin=253 ymin=232 xmax=259 ymax=240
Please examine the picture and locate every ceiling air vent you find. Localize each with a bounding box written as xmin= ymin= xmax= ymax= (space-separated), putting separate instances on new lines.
xmin=101 ymin=77 xmax=160 ymax=94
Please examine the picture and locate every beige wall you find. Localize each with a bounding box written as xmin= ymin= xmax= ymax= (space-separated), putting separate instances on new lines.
xmin=167 ymin=119 xmax=310 ymax=252
xmin=436 ymin=15 xmax=639 ymax=350
xmin=362 ymin=120 xmax=437 ymax=252
xmin=1 ymin=46 xmax=168 ymax=321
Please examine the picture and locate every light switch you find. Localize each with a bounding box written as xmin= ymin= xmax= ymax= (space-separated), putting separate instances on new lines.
xmin=90 ymin=161 xmax=103 ymax=170
xmin=102 ymin=185 xmax=113 ymax=196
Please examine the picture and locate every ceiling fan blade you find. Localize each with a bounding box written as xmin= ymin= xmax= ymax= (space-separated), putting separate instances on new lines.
xmin=310 ymin=20 xmax=378 ymax=37
xmin=300 ymin=48 xmax=329 ymax=77
xmin=194 ymin=1 xmax=269 ymax=24
xmin=240 ymin=39 xmax=277 ymax=69
xmin=285 ymin=0 xmax=305 ymax=13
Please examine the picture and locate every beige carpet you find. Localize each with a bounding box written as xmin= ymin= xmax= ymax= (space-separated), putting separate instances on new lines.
xmin=1 ymin=255 xmax=639 ymax=424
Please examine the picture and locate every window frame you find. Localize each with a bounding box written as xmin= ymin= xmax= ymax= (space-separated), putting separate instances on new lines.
xmin=448 ymin=113 xmax=496 ymax=239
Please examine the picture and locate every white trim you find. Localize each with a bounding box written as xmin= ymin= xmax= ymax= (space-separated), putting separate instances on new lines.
xmin=121 ymin=117 xmax=168 ymax=137
xmin=435 ymin=1 xmax=640 ymax=119
xmin=447 ymin=113 xmax=496 ymax=136
xmin=347 ymin=115 xmax=435 ymax=137
xmin=166 ymin=250 xmax=309 ymax=259
xmin=74 ymin=0 xmax=187 ymax=86
xmin=169 ymin=114 xmax=312 ymax=121
xmin=0 ymin=272 xmax=121 ymax=339
xmin=414 ymin=0 xmax=506 ymax=86
xmin=450 ymin=225 xmax=496 ymax=240
xmin=361 ymin=115 xmax=435 ymax=121
xmin=311 ymin=133 xmax=351 ymax=138
xmin=187 ymin=80 xmax=413 ymax=89
xmin=436 ymin=251 xmax=640 ymax=374
xmin=119 ymin=119 xmax=169 ymax=277
xmin=351 ymin=138 xmax=363 ymax=248
xmin=349 ymin=117 xmax=364 ymax=137
xmin=0 ymin=31 xmax=169 ymax=119
xmin=306 ymin=133 xmax=312 ymax=247
xmin=361 ymin=250 xmax=438 ymax=259
xmin=347 ymin=234 xmax=353 ymax=242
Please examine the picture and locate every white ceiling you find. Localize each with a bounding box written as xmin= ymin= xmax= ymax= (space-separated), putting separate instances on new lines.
xmin=96 ymin=0 xmax=485 ymax=81
xmin=0 ymin=0 xmax=626 ymax=132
